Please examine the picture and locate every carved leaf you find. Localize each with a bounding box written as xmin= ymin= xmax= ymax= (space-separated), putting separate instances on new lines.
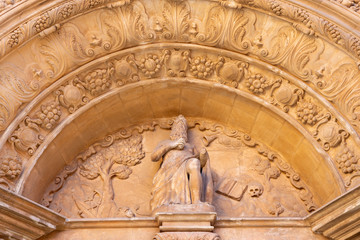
xmin=111 ymin=165 xmax=132 ymax=179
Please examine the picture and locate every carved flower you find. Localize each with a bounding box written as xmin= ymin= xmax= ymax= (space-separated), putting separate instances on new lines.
xmin=34 ymin=13 xmax=51 ymax=33
xmin=296 ymin=100 xmax=318 ymax=125
xmin=336 ymin=146 xmax=359 ymax=174
xmin=139 ymin=54 xmax=161 ymax=78
xmin=245 ymin=74 xmax=269 ymax=94
xmin=37 ymin=102 xmax=62 ymax=130
xmin=0 ymin=155 xmax=22 ymax=180
xmin=190 ymin=57 xmax=215 ymax=79
xmin=84 ymin=66 xmax=114 ymax=96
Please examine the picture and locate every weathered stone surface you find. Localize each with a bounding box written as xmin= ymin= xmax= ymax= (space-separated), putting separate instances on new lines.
xmin=1 ymin=0 xmax=360 ymax=239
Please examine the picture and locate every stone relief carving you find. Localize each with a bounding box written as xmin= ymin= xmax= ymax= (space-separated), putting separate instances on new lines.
xmin=55 ymin=79 xmax=88 ymax=113
xmin=4 ymin=46 xmax=360 ymax=190
xmin=42 ymin=133 xmax=145 ymax=218
xmin=331 ymin=0 xmax=360 ymax=13
xmin=1 ymin=0 xmax=360 ymax=151
xmin=42 ymin=117 xmax=316 ymax=219
xmin=9 ymin=117 xmax=44 ymax=156
xmin=150 ymin=115 xmax=213 ymax=212
xmin=0 ymin=148 xmax=21 ymax=189
xmin=1 ymin=0 xmax=360 ymax=61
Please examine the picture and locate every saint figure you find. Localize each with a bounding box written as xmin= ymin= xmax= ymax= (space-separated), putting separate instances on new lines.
xmin=150 ymin=115 xmax=213 ymax=211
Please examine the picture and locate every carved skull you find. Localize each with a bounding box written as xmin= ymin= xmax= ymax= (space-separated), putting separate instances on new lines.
xmin=247 ymin=182 xmax=264 ymax=198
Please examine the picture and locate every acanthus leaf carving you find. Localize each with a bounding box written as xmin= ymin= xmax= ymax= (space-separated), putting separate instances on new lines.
xmin=259 ymin=26 xmax=320 ymax=82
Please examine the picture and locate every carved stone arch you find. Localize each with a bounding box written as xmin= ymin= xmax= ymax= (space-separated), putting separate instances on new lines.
xmin=1 ymin=0 xmax=360 ymax=239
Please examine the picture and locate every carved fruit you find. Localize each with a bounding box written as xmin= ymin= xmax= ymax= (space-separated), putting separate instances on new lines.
xmin=296 ymin=100 xmax=318 ymax=125
xmin=275 ymin=87 xmax=293 ymax=105
xmin=63 ymin=85 xmax=82 ymax=106
xmin=219 ymin=62 xmax=239 ymax=82
xmin=317 ymin=122 xmax=343 ymax=148
xmin=37 ymin=102 xmax=62 ymax=130
xmin=336 ymin=146 xmax=359 ymax=174
xmin=114 ymin=60 xmax=132 ymax=79
xmin=0 ymin=155 xmax=22 ymax=179
xmin=190 ymin=57 xmax=214 ymax=79
xmin=84 ymin=67 xmax=114 ymax=96
xmin=18 ymin=127 xmax=38 ymax=147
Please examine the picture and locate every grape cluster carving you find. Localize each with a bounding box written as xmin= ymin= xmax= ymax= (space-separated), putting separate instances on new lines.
xmin=0 ymin=155 xmax=22 ymax=180
xmin=296 ymin=100 xmax=318 ymax=125
xmin=34 ymin=14 xmax=51 ymax=33
xmin=37 ymin=102 xmax=62 ymax=130
xmin=336 ymin=147 xmax=359 ymax=174
xmin=190 ymin=57 xmax=215 ymax=79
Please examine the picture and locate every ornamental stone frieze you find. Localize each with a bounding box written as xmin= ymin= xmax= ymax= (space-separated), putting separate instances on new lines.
xmin=1 ymin=45 xmax=359 ymax=194
xmin=1 ymin=0 xmax=360 ymax=136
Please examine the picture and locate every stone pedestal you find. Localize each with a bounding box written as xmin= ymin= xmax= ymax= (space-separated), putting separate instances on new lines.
xmin=153 ymin=204 xmax=220 ymax=239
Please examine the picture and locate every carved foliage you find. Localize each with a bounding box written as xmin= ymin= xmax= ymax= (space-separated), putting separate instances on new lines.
xmin=189 ymin=119 xmax=317 ymax=212
xmin=42 ymin=128 xmax=151 ymax=218
xmin=43 ymin=118 xmax=316 ymax=218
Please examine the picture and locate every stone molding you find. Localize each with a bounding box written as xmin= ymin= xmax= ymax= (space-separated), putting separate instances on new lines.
xmin=0 ymin=184 xmax=359 ymax=239
xmin=0 ymin=187 xmax=65 ymax=239
xmin=308 ymin=185 xmax=360 ymax=240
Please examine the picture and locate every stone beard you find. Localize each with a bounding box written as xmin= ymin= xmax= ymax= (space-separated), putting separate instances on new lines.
xmin=150 ymin=115 xmax=213 ymax=211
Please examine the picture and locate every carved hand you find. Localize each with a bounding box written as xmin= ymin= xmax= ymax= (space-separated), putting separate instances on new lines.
xmin=173 ymin=138 xmax=185 ymax=150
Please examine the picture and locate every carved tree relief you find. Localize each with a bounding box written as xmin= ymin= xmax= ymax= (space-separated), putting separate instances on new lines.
xmin=42 ymin=134 xmax=145 ymax=218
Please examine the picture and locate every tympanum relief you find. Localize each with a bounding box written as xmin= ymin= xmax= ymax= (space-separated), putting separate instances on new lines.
xmin=42 ymin=117 xmax=315 ymax=219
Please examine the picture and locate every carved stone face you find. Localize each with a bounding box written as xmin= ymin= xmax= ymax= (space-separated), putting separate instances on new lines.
xmin=248 ymin=182 xmax=264 ymax=197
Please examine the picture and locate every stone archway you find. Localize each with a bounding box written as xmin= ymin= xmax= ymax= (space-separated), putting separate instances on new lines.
xmin=1 ymin=0 xmax=360 ymax=239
